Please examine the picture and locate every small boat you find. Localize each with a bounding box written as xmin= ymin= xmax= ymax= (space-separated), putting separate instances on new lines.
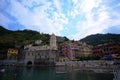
xmin=56 ymin=71 xmax=67 ymax=74
xmin=0 ymin=69 xmax=5 ymax=72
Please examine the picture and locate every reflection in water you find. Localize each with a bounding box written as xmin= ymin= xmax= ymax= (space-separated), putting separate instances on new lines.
xmin=0 ymin=67 xmax=114 ymax=80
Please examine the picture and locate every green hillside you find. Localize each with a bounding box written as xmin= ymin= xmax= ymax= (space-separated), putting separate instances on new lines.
xmin=0 ymin=26 xmax=69 ymax=48
xmin=80 ymin=33 xmax=120 ymax=46
xmin=0 ymin=26 xmax=48 ymax=46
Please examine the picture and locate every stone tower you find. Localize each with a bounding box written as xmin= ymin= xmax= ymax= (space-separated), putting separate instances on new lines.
xmin=50 ymin=33 xmax=57 ymax=50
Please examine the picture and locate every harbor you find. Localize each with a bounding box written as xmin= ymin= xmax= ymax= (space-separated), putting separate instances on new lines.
xmin=0 ymin=66 xmax=114 ymax=80
xmin=0 ymin=60 xmax=120 ymax=80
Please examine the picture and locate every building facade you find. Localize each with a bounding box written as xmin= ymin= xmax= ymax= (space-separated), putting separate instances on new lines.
xmin=93 ymin=42 xmax=120 ymax=57
xmin=7 ymin=48 xmax=19 ymax=60
xmin=23 ymin=33 xmax=58 ymax=66
xmin=60 ymin=41 xmax=93 ymax=60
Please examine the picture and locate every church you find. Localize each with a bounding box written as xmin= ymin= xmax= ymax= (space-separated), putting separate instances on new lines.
xmin=23 ymin=33 xmax=58 ymax=66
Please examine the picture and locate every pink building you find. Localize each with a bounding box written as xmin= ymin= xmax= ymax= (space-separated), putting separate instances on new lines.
xmin=61 ymin=41 xmax=92 ymax=60
xmin=93 ymin=42 xmax=120 ymax=57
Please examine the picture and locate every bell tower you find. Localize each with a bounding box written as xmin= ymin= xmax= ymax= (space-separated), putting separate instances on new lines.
xmin=50 ymin=33 xmax=57 ymax=50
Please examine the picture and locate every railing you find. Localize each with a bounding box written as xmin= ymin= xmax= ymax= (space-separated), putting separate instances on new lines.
xmin=113 ymin=65 xmax=120 ymax=80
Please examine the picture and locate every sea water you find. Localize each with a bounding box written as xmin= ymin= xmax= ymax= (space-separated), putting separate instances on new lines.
xmin=0 ymin=67 xmax=114 ymax=80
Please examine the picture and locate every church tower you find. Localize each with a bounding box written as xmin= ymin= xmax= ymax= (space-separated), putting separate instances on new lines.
xmin=50 ymin=33 xmax=57 ymax=50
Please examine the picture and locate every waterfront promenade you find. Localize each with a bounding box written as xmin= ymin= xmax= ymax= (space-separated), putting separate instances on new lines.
xmin=1 ymin=60 xmax=119 ymax=80
xmin=56 ymin=60 xmax=114 ymax=67
xmin=55 ymin=60 xmax=120 ymax=80
xmin=55 ymin=60 xmax=119 ymax=73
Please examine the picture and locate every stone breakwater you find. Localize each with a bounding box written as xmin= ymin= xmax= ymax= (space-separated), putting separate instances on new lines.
xmin=56 ymin=60 xmax=114 ymax=67
xmin=55 ymin=60 xmax=118 ymax=73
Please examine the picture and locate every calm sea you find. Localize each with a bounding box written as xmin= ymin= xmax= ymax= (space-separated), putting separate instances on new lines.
xmin=0 ymin=67 xmax=114 ymax=80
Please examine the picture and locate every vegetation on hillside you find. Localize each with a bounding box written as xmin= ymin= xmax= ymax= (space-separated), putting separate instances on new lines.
xmin=0 ymin=26 xmax=69 ymax=49
xmin=80 ymin=33 xmax=120 ymax=46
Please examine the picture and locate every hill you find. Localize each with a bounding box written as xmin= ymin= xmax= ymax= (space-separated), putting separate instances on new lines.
xmin=80 ymin=33 xmax=120 ymax=46
xmin=0 ymin=26 xmax=69 ymax=49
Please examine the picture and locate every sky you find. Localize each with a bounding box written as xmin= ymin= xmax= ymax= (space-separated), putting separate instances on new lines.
xmin=0 ymin=0 xmax=120 ymax=40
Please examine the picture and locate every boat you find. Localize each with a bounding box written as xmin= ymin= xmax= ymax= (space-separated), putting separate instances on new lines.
xmin=0 ymin=69 xmax=5 ymax=72
xmin=56 ymin=71 xmax=67 ymax=74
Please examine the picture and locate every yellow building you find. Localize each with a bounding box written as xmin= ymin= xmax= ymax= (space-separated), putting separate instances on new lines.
xmin=7 ymin=48 xmax=18 ymax=60
xmin=7 ymin=48 xmax=18 ymax=55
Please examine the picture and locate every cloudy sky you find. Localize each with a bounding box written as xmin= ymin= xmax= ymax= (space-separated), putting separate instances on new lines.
xmin=0 ymin=0 xmax=120 ymax=40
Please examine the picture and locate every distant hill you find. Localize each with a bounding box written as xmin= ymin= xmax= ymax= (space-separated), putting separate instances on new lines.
xmin=80 ymin=33 xmax=120 ymax=46
xmin=0 ymin=26 xmax=12 ymax=36
xmin=0 ymin=26 xmax=69 ymax=48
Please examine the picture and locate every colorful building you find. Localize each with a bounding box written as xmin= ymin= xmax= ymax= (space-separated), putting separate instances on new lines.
xmin=60 ymin=41 xmax=93 ymax=60
xmin=7 ymin=48 xmax=18 ymax=55
xmin=7 ymin=48 xmax=18 ymax=60
xmin=93 ymin=42 xmax=120 ymax=59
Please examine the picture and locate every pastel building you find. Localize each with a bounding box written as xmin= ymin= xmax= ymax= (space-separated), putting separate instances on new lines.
xmin=7 ymin=48 xmax=19 ymax=60
xmin=60 ymin=41 xmax=93 ymax=60
xmin=93 ymin=42 xmax=120 ymax=57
